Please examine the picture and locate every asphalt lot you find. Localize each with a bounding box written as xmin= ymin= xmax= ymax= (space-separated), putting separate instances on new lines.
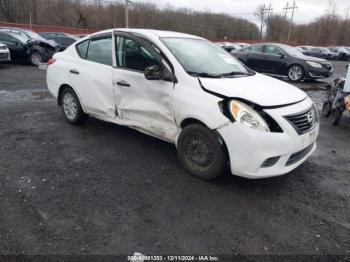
xmin=0 ymin=62 xmax=350 ymax=258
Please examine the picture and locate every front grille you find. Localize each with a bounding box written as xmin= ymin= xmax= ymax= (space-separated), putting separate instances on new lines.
xmin=0 ymin=53 xmax=8 ymax=59
xmin=284 ymin=106 xmax=318 ymax=135
xmin=286 ymin=143 xmax=314 ymax=166
xmin=0 ymin=46 xmax=7 ymax=50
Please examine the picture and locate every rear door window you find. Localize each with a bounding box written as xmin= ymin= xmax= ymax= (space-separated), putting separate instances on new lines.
xmin=86 ymin=36 xmax=113 ymax=66
xmin=0 ymin=33 xmax=15 ymax=43
xmin=245 ymin=45 xmax=263 ymax=53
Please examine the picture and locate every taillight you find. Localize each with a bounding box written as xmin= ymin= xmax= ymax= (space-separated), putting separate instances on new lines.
xmin=47 ymin=58 xmax=56 ymax=66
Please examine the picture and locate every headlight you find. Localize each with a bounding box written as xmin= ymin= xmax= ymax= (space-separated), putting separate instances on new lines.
xmin=306 ymin=61 xmax=322 ymax=68
xmin=229 ymin=100 xmax=270 ymax=132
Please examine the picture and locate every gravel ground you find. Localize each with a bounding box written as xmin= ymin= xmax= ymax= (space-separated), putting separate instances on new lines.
xmin=0 ymin=62 xmax=349 ymax=259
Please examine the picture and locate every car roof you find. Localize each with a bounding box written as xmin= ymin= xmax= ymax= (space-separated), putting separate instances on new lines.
xmin=89 ymin=28 xmax=203 ymax=40
xmin=0 ymin=27 xmax=27 ymax=32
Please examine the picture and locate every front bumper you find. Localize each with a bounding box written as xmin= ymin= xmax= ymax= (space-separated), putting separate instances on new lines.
xmin=217 ymin=97 xmax=319 ymax=179
xmin=0 ymin=50 xmax=10 ymax=62
xmin=307 ymin=65 xmax=333 ymax=79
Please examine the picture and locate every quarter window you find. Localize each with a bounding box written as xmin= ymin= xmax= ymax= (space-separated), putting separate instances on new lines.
xmin=116 ymin=36 xmax=160 ymax=72
xmin=76 ymin=40 xmax=89 ymax=59
xmin=86 ymin=36 xmax=113 ymax=66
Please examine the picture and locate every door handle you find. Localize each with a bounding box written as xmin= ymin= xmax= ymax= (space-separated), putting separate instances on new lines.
xmin=70 ymin=69 xmax=80 ymax=75
xmin=116 ymin=80 xmax=130 ymax=87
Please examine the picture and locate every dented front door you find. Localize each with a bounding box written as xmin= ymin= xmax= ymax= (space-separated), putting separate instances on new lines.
xmin=113 ymin=35 xmax=177 ymax=141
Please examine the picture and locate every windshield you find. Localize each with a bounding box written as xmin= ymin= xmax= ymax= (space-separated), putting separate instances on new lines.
xmin=279 ymin=44 xmax=304 ymax=57
xmin=22 ymin=29 xmax=46 ymax=40
xmin=161 ymin=38 xmax=250 ymax=77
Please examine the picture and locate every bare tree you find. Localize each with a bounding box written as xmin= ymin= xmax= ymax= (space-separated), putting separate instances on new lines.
xmin=254 ymin=5 xmax=266 ymax=40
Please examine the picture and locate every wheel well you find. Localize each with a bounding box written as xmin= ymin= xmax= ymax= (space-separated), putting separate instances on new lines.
xmin=179 ymin=118 xmax=231 ymax=170
xmin=180 ymin=118 xmax=207 ymax=129
xmin=288 ymin=63 xmax=304 ymax=71
xmin=57 ymin=84 xmax=72 ymax=106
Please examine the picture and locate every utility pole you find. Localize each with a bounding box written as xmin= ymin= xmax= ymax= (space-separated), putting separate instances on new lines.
xmin=287 ymin=1 xmax=298 ymax=43
xmin=281 ymin=2 xmax=290 ymax=42
xmin=263 ymin=3 xmax=273 ymax=40
xmin=29 ymin=11 xmax=32 ymax=30
xmin=125 ymin=0 xmax=130 ymax=28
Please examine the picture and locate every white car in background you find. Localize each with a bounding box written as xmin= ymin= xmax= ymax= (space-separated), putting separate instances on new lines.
xmin=0 ymin=42 xmax=10 ymax=63
xmin=47 ymin=29 xmax=319 ymax=180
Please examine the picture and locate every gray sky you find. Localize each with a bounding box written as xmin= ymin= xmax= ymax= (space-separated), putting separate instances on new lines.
xmin=135 ymin=0 xmax=349 ymax=25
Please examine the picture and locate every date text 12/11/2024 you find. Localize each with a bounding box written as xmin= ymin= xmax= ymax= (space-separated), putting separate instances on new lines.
xmin=128 ymin=254 xmax=220 ymax=261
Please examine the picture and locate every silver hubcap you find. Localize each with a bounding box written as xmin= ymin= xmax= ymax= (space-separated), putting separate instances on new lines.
xmin=63 ymin=93 xmax=77 ymax=121
xmin=288 ymin=66 xmax=302 ymax=81
xmin=31 ymin=53 xmax=42 ymax=65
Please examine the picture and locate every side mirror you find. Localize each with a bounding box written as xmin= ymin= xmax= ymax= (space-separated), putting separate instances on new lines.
xmin=278 ymin=53 xmax=286 ymax=58
xmin=144 ymin=65 xmax=162 ymax=80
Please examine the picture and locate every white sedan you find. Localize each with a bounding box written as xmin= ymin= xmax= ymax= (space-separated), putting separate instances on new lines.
xmin=0 ymin=43 xmax=10 ymax=63
xmin=47 ymin=29 xmax=319 ymax=180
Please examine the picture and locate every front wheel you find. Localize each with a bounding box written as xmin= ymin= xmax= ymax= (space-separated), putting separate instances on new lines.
xmin=322 ymin=101 xmax=332 ymax=117
xmin=330 ymin=108 xmax=342 ymax=126
xmin=287 ymin=65 xmax=304 ymax=82
xmin=177 ymin=124 xmax=227 ymax=180
xmin=29 ymin=51 xmax=43 ymax=66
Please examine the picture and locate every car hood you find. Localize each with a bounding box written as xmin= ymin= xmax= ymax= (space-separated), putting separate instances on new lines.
xmin=200 ymin=73 xmax=307 ymax=107
xmin=30 ymin=38 xmax=59 ymax=48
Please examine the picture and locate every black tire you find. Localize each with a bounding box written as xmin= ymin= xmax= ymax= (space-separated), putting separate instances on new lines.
xmin=29 ymin=51 xmax=43 ymax=66
xmin=341 ymin=54 xmax=347 ymax=61
xmin=60 ymin=88 xmax=88 ymax=125
xmin=287 ymin=64 xmax=304 ymax=82
xmin=322 ymin=101 xmax=332 ymax=117
xmin=330 ymin=108 xmax=342 ymax=126
xmin=177 ymin=124 xmax=227 ymax=180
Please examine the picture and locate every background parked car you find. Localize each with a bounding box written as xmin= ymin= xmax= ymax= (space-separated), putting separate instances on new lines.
xmin=234 ymin=42 xmax=251 ymax=49
xmin=296 ymin=46 xmax=311 ymax=55
xmin=304 ymin=47 xmax=336 ymax=60
xmin=215 ymin=42 xmax=242 ymax=53
xmin=75 ymin=34 xmax=89 ymax=38
xmin=0 ymin=30 xmax=58 ymax=65
xmin=0 ymin=28 xmax=59 ymax=48
xmin=232 ymin=43 xmax=333 ymax=82
xmin=328 ymin=46 xmax=350 ymax=61
xmin=39 ymin=32 xmax=78 ymax=51
xmin=0 ymin=42 xmax=10 ymax=63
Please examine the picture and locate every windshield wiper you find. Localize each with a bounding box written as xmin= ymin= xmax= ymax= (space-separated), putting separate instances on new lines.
xmin=187 ymin=71 xmax=222 ymax=78
xmin=220 ymin=71 xmax=254 ymax=77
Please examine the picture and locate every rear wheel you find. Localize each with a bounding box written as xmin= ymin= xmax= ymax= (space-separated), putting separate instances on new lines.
xmin=287 ymin=64 xmax=304 ymax=82
xmin=330 ymin=108 xmax=342 ymax=126
xmin=61 ymin=88 xmax=88 ymax=125
xmin=322 ymin=101 xmax=332 ymax=117
xmin=177 ymin=124 xmax=227 ymax=180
